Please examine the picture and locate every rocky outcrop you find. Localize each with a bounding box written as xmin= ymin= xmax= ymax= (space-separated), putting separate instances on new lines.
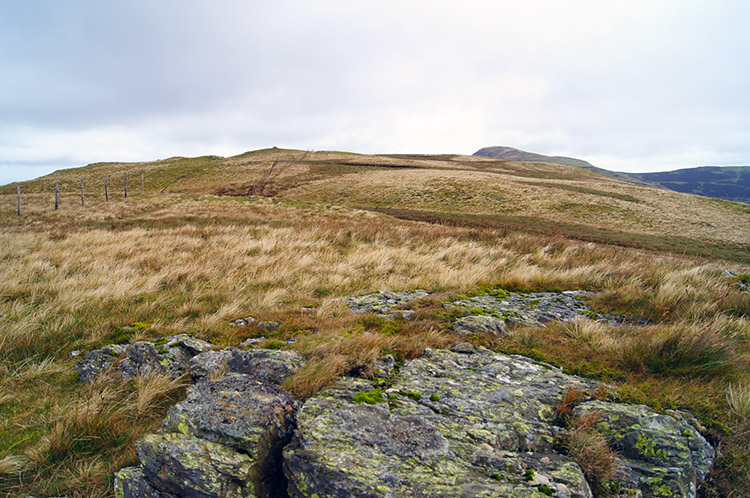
xmin=107 ymin=331 xmax=714 ymax=498
xmin=75 ymin=334 xmax=214 ymax=382
xmin=450 ymin=291 xmax=601 ymax=327
xmin=345 ymin=290 xmax=432 ymax=317
xmin=285 ymin=348 xmax=714 ymax=498
xmin=116 ymin=372 xmax=298 ymax=498
xmin=574 ymin=401 xmax=715 ymax=498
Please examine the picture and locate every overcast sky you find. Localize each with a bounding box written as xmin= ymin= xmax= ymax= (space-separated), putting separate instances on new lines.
xmin=1 ymin=0 xmax=749 ymax=185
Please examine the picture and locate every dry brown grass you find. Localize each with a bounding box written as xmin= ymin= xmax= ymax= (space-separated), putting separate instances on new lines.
xmin=567 ymin=410 xmax=617 ymax=489
xmin=0 ymin=169 xmax=748 ymax=496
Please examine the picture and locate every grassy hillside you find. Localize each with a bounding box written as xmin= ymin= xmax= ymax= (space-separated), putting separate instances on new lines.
xmin=0 ymin=149 xmax=749 ymax=497
xmin=6 ymin=148 xmax=749 ymax=253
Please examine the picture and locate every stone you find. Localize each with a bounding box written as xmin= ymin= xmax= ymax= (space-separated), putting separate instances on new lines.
xmin=450 ymin=291 xmax=603 ymax=327
xmin=189 ymin=349 xmax=234 ymax=382
xmin=160 ymin=373 xmax=297 ymax=496
xmin=453 ymin=315 xmax=507 ymax=336
xmin=229 ymin=316 xmax=256 ymax=327
xmin=137 ymin=433 xmax=256 ymax=498
xmin=239 ymin=337 xmax=268 ymax=348
xmin=226 ymin=347 xmax=306 ymax=385
xmin=74 ymin=335 xmax=215 ymax=382
xmin=574 ymin=401 xmax=715 ymax=498
xmin=284 ymin=348 xmax=596 ymax=498
xmin=345 ymin=289 xmax=432 ymax=315
xmin=450 ymin=342 xmax=476 ymax=354
xmin=371 ymin=354 xmax=397 ymax=378
xmin=257 ymin=321 xmax=281 ymax=332
xmin=114 ymin=466 xmax=176 ymax=498
xmin=162 ymin=374 xmax=297 ymax=457
xmin=189 ymin=347 xmax=305 ymax=385
xmin=74 ymin=344 xmax=127 ymax=382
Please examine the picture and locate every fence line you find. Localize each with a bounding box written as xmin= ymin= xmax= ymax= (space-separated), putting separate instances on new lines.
xmin=7 ymin=171 xmax=149 ymax=215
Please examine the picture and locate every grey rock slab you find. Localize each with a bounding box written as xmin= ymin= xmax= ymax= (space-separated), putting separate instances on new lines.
xmin=190 ymin=347 xmax=305 ymax=384
xmin=453 ymin=315 xmax=508 ymax=336
xmin=450 ymin=292 xmax=601 ymax=327
xmin=137 ymin=432 xmax=256 ymax=498
xmin=574 ymin=400 xmax=715 ymax=498
xmin=162 ymin=373 xmax=297 ymax=458
xmin=284 ymin=348 xmax=595 ymax=498
xmin=227 ymin=347 xmax=306 ymax=385
xmin=114 ymin=466 xmax=177 ymax=498
xmin=345 ymin=289 xmax=432 ymax=314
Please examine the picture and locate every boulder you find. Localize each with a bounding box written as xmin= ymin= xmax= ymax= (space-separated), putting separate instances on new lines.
xmin=133 ymin=373 xmax=298 ymax=498
xmin=188 ymin=349 xmax=234 ymax=382
xmin=74 ymin=334 xmax=214 ymax=382
xmin=453 ymin=315 xmax=507 ymax=336
xmin=190 ymin=347 xmax=305 ymax=384
xmin=114 ymin=466 xmax=175 ymax=498
xmin=574 ymin=401 xmax=714 ymax=498
xmin=162 ymin=373 xmax=297 ymax=457
xmin=137 ymin=433 xmax=256 ymax=498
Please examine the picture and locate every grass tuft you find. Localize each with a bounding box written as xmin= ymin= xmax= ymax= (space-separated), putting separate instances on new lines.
xmin=618 ymin=323 xmax=736 ymax=377
xmin=566 ymin=410 xmax=617 ymax=489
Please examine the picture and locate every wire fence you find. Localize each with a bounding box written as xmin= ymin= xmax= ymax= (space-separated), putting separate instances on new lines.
xmin=12 ymin=172 xmax=145 ymax=216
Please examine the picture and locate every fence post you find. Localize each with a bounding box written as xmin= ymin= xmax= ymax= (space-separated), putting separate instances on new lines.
xmin=17 ymin=184 xmax=20 ymax=216
xmin=141 ymin=173 xmax=144 ymax=194
xmin=55 ymin=182 xmax=59 ymax=210
xmin=105 ymin=176 xmax=108 ymax=201
xmin=81 ymin=180 xmax=85 ymax=206
xmin=124 ymin=173 xmax=127 ymax=198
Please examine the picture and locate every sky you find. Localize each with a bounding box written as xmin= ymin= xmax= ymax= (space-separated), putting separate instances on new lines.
xmin=1 ymin=0 xmax=749 ymax=185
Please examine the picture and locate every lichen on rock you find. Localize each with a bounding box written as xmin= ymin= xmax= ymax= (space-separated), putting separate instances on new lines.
xmin=74 ymin=334 xmax=214 ymax=382
xmin=573 ymin=401 xmax=715 ymax=497
xmin=284 ymin=348 xmax=596 ymax=498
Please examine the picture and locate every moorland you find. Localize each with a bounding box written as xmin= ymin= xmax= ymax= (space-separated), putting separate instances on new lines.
xmin=0 ymin=148 xmax=749 ymax=497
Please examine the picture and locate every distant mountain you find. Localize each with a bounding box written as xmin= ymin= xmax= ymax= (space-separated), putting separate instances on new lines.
xmin=473 ymin=146 xmax=594 ymax=169
xmin=474 ymin=146 xmax=750 ymax=203
xmin=627 ymin=167 xmax=750 ymax=204
xmin=473 ymin=146 xmax=653 ymax=186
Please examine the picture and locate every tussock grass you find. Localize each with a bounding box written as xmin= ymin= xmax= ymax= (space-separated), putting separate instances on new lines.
xmin=18 ymin=373 xmax=184 ymax=496
xmin=618 ymin=322 xmax=738 ymax=377
xmin=567 ymin=411 xmax=617 ymax=491
xmin=727 ymin=383 xmax=750 ymax=422
xmin=0 ymin=455 xmax=24 ymax=476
